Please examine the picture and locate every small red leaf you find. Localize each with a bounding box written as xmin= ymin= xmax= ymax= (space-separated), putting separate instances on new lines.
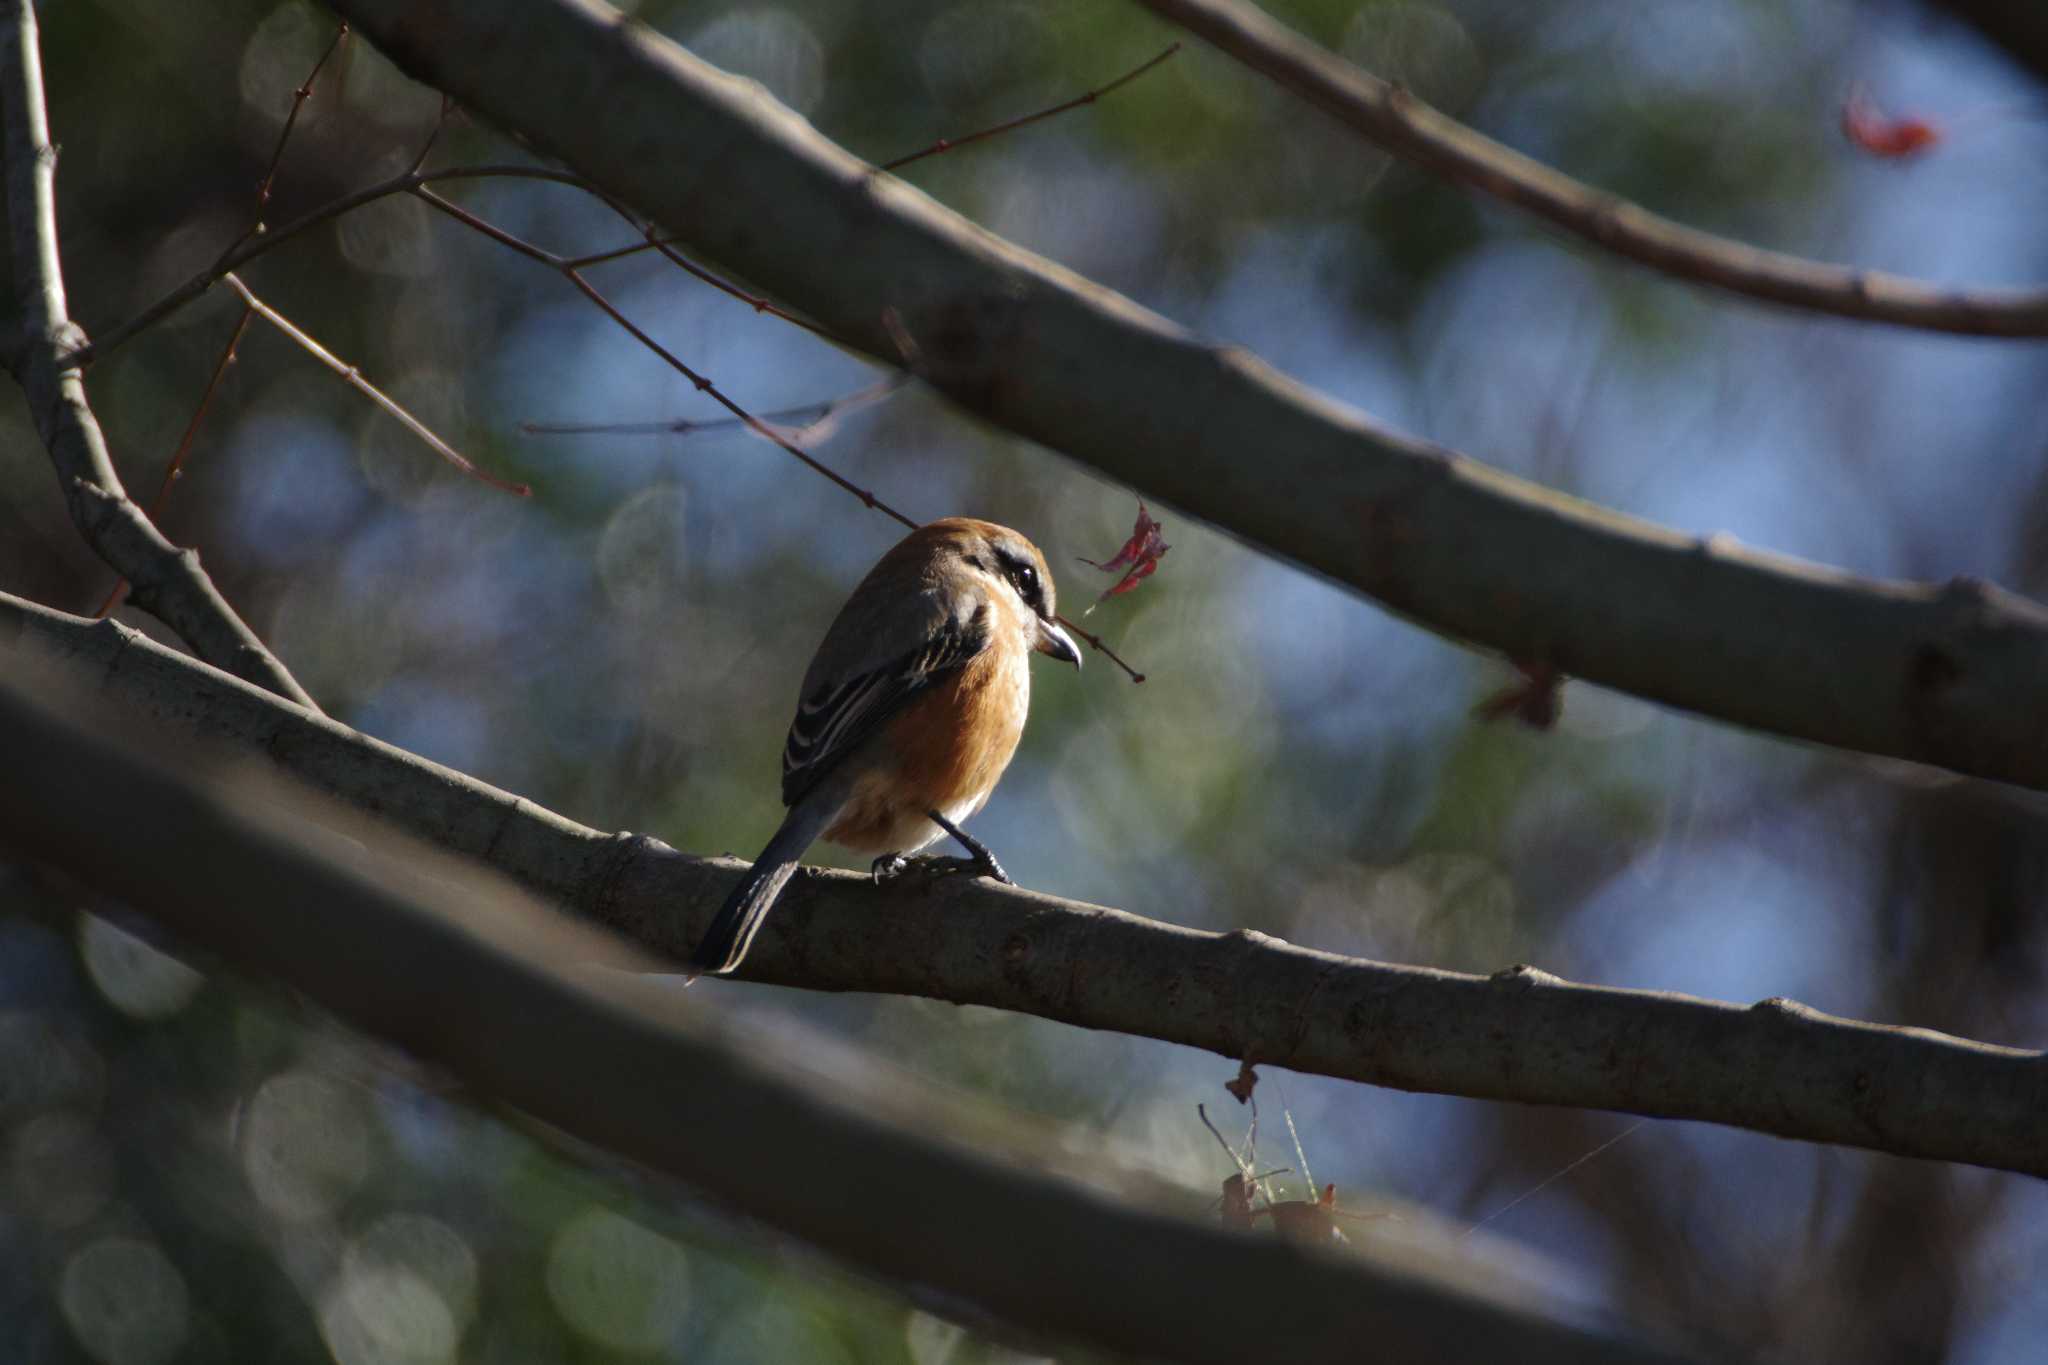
xmin=1842 ymin=86 xmax=1942 ymax=160
xmin=1079 ymin=501 xmax=1170 ymax=606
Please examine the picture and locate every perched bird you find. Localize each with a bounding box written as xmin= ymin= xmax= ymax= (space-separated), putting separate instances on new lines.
xmin=689 ymin=517 xmax=1081 ymax=976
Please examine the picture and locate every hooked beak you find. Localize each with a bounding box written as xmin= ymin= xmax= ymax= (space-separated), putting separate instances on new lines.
xmin=1036 ymin=617 xmax=1082 ymax=669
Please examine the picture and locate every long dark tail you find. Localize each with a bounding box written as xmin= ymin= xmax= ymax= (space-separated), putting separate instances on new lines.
xmin=690 ymin=800 xmax=833 ymax=975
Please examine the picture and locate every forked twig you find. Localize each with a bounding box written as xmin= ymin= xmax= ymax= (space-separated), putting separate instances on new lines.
xmin=0 ymin=0 xmax=317 ymax=709
xmin=224 ymin=21 xmax=350 ymax=259
xmin=69 ymin=164 xmax=595 ymax=367
xmin=407 ymin=187 xmax=899 ymax=521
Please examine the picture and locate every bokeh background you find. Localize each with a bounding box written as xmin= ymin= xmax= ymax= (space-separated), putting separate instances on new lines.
xmin=6 ymin=0 xmax=2048 ymax=1360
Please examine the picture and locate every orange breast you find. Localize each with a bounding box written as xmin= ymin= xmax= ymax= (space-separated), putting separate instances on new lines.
xmin=821 ymin=644 xmax=1029 ymax=854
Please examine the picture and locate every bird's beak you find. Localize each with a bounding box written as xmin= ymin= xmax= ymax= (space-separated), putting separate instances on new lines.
xmin=1036 ymin=617 xmax=1082 ymax=669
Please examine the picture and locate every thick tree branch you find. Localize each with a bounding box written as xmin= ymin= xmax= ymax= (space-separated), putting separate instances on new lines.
xmin=1142 ymin=0 xmax=2048 ymax=338
xmin=0 ymin=666 xmax=1695 ymax=1365
xmin=8 ymin=588 xmax=2045 ymax=1181
xmin=0 ymin=0 xmax=317 ymax=710
xmin=324 ymin=0 xmax=2048 ymax=790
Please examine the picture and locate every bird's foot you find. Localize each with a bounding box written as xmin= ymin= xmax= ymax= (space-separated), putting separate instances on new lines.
xmin=925 ymin=809 xmax=1014 ymax=886
xmin=871 ymin=853 xmax=911 ymax=885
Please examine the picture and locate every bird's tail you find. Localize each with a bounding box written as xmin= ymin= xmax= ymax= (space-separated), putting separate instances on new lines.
xmin=689 ymin=799 xmax=834 ymax=976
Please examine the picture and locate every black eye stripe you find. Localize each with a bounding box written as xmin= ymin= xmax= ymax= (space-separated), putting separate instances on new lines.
xmin=983 ymin=543 xmax=1050 ymax=614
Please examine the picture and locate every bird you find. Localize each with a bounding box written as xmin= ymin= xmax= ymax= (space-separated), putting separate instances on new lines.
xmin=688 ymin=517 xmax=1082 ymax=976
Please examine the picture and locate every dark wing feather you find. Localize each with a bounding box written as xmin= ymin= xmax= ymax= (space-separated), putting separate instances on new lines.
xmin=780 ymin=605 xmax=989 ymax=805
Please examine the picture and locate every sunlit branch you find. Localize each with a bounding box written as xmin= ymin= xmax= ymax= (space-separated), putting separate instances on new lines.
xmin=10 ymin=586 xmax=2048 ymax=1183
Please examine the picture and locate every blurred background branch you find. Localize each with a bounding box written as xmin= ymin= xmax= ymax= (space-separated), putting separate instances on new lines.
xmin=1143 ymin=0 xmax=2048 ymax=336
xmin=327 ymin=0 xmax=2048 ymax=791
xmin=0 ymin=0 xmax=317 ymax=709
xmin=10 ymin=585 xmax=2045 ymax=1182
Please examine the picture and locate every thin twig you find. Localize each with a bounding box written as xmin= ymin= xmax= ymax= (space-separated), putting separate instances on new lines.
xmin=222 ymin=272 xmax=530 ymax=496
xmin=0 ymin=0 xmax=318 ymax=710
xmin=567 ymin=43 xmax=1185 ymax=277
xmin=95 ymin=306 xmax=257 ymax=618
xmin=145 ymin=306 xmax=258 ymax=510
xmin=1142 ymin=0 xmax=2048 ymax=337
xmin=880 ymin=42 xmax=1181 ymax=173
xmin=407 ymin=185 xmax=909 ymax=523
xmin=631 ymin=233 xmax=832 ymax=337
xmin=69 ymin=164 xmax=592 ymax=366
xmin=1056 ymin=613 xmax=1144 ymax=682
xmin=108 ymin=32 xmax=349 ymax=618
xmin=409 ymin=94 xmax=456 ymax=173
xmin=1458 ymin=1121 xmax=1645 ymax=1240
xmin=520 ymin=374 xmax=906 ymax=440
xmin=222 ymin=20 xmax=350 ymax=261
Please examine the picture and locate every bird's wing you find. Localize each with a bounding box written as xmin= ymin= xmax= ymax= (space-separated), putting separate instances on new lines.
xmin=780 ymin=595 xmax=990 ymax=805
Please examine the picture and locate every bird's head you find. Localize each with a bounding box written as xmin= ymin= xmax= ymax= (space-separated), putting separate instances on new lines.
xmin=931 ymin=518 xmax=1081 ymax=669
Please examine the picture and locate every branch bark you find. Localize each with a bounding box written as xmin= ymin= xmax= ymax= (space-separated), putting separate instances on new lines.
xmin=0 ymin=663 xmax=1697 ymax=1365
xmin=0 ymin=0 xmax=318 ymax=710
xmin=322 ymin=0 xmax=2048 ymax=791
xmin=8 ymin=587 xmax=2045 ymax=1182
xmin=1141 ymin=0 xmax=2048 ymax=338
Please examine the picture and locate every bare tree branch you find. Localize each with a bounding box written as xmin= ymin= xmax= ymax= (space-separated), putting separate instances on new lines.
xmin=1141 ymin=0 xmax=2048 ymax=338
xmin=0 ymin=659 xmax=1701 ymax=1365
xmin=8 ymin=587 xmax=2045 ymax=1182
xmin=0 ymin=0 xmax=318 ymax=710
xmin=322 ymin=0 xmax=2048 ymax=791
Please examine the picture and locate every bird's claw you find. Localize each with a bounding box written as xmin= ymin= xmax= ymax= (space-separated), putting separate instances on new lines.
xmin=968 ymin=848 xmax=1013 ymax=885
xmin=922 ymin=810 xmax=1013 ymax=886
xmin=872 ymin=851 xmax=1013 ymax=886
